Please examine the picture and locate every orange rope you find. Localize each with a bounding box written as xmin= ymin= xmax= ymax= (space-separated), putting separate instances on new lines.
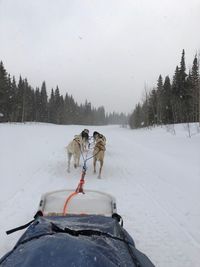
xmin=75 ymin=178 xmax=85 ymax=193
xmin=62 ymin=191 xmax=78 ymax=215
xmin=63 ymin=170 xmax=86 ymax=215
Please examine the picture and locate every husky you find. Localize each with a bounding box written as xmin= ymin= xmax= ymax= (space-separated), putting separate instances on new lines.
xmin=93 ymin=131 xmax=106 ymax=145
xmin=80 ymin=129 xmax=89 ymax=151
xmin=67 ymin=132 xmax=89 ymax=173
xmin=93 ymin=135 xmax=106 ymax=178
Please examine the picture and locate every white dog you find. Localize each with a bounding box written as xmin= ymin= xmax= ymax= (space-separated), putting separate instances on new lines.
xmin=66 ymin=132 xmax=89 ymax=173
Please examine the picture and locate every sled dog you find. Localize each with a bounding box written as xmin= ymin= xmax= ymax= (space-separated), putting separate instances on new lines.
xmin=93 ymin=135 xmax=106 ymax=178
xmin=93 ymin=131 xmax=106 ymax=145
xmin=67 ymin=132 xmax=89 ymax=172
xmin=80 ymin=130 xmax=89 ymax=151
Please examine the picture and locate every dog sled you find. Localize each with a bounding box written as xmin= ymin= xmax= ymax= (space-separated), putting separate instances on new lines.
xmin=0 ymin=188 xmax=155 ymax=267
xmin=38 ymin=189 xmax=117 ymax=216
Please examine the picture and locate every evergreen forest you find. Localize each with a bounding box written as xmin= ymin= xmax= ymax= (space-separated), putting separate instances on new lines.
xmin=0 ymin=62 xmax=127 ymax=125
xmin=129 ymin=50 xmax=200 ymax=129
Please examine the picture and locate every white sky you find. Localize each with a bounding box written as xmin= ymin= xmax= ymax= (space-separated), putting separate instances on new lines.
xmin=0 ymin=0 xmax=200 ymax=113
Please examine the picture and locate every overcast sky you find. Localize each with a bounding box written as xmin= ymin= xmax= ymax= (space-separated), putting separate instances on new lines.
xmin=0 ymin=0 xmax=200 ymax=113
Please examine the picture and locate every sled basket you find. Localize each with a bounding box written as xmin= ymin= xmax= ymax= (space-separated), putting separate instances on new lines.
xmin=38 ymin=189 xmax=117 ymax=217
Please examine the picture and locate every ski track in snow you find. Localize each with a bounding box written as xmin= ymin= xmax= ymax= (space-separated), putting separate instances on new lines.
xmin=0 ymin=123 xmax=200 ymax=267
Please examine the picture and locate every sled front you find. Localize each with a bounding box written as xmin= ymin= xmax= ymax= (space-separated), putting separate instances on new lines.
xmin=38 ymin=189 xmax=117 ymax=217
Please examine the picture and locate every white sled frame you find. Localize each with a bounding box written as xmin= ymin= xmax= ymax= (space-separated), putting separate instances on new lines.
xmin=38 ymin=189 xmax=117 ymax=217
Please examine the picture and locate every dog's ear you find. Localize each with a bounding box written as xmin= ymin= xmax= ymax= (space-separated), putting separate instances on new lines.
xmin=93 ymin=131 xmax=99 ymax=137
xmin=82 ymin=132 xmax=89 ymax=140
xmin=84 ymin=129 xmax=89 ymax=134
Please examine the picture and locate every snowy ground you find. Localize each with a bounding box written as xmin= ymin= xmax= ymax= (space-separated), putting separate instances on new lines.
xmin=0 ymin=123 xmax=200 ymax=267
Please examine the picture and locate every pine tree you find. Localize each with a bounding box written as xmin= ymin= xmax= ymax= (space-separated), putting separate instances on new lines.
xmin=21 ymin=78 xmax=30 ymax=122
xmin=40 ymin=81 xmax=48 ymax=122
xmin=0 ymin=61 xmax=9 ymax=121
xmin=148 ymin=89 xmax=158 ymax=126
xmin=34 ymin=87 xmax=41 ymax=121
xmin=179 ymin=49 xmax=188 ymax=122
xmin=191 ymin=55 xmax=199 ymax=122
xmin=28 ymin=88 xmax=35 ymax=121
xmin=6 ymin=74 xmax=13 ymax=121
xmin=163 ymin=76 xmax=173 ymax=124
xmin=9 ymin=76 xmax=18 ymax=121
xmin=68 ymin=94 xmax=77 ymax=124
xmin=15 ymin=76 xmax=24 ymax=122
xmin=83 ymin=100 xmax=92 ymax=124
xmin=157 ymin=75 xmax=164 ymax=124
xmin=129 ymin=104 xmax=143 ymax=129
xmin=48 ymin=89 xmax=55 ymax=123
xmin=172 ymin=66 xmax=181 ymax=123
xmin=54 ymin=86 xmax=61 ymax=124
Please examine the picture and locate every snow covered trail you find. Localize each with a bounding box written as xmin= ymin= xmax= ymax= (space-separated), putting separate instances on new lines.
xmin=0 ymin=123 xmax=200 ymax=267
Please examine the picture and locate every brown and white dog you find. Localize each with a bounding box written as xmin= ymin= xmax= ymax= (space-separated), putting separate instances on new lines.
xmin=93 ymin=131 xmax=106 ymax=145
xmin=67 ymin=132 xmax=89 ymax=173
xmin=93 ymin=134 xmax=106 ymax=178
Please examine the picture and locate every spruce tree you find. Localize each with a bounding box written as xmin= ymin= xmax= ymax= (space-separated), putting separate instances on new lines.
xmin=191 ymin=55 xmax=199 ymax=122
xmin=9 ymin=76 xmax=18 ymax=121
xmin=21 ymin=78 xmax=30 ymax=122
xmin=172 ymin=66 xmax=181 ymax=123
xmin=157 ymin=75 xmax=164 ymax=124
xmin=54 ymin=86 xmax=61 ymax=124
xmin=163 ymin=76 xmax=173 ymax=124
xmin=148 ymin=89 xmax=158 ymax=126
xmin=0 ymin=61 xmax=9 ymax=121
xmin=40 ymin=81 xmax=48 ymax=122
xmin=179 ymin=49 xmax=188 ymax=122
xmin=34 ymin=87 xmax=41 ymax=121
xmin=48 ymin=89 xmax=55 ymax=123
xmin=16 ymin=76 xmax=24 ymax=122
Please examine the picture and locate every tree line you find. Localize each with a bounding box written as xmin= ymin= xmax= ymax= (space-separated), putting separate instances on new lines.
xmin=129 ymin=50 xmax=200 ymax=129
xmin=0 ymin=61 xmax=127 ymax=125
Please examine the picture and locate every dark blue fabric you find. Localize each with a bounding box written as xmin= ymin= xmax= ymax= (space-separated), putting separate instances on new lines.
xmin=0 ymin=215 xmax=155 ymax=267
